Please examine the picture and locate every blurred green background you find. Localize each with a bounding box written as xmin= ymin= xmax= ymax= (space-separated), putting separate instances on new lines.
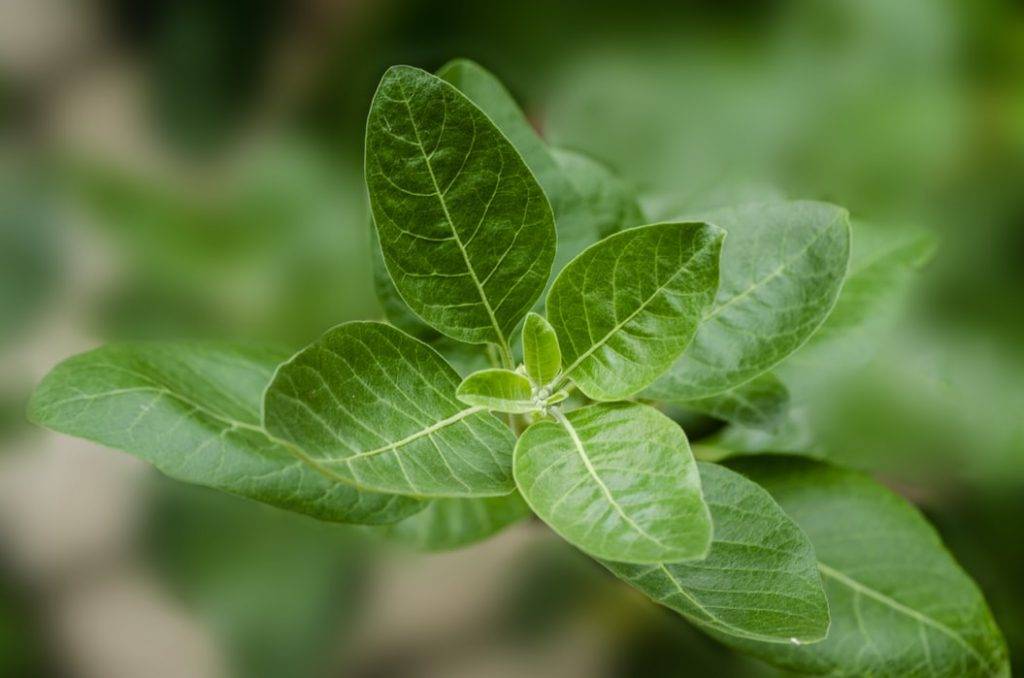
xmin=1 ymin=0 xmax=1021 ymax=676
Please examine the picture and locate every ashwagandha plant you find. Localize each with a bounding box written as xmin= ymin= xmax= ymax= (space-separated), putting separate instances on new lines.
xmin=28 ymin=60 xmax=1009 ymax=676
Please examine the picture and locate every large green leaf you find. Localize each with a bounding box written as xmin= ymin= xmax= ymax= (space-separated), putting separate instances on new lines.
xmin=723 ymin=457 xmax=1009 ymax=676
xmin=604 ymin=462 xmax=829 ymax=644
xmin=551 ymin=147 xmax=645 ymax=238
xmin=27 ymin=343 xmax=421 ymax=524
xmin=369 ymin=225 xmax=437 ymax=341
xmin=779 ymin=222 xmax=937 ymax=393
xmin=365 ymin=65 xmax=556 ymax=350
xmin=547 ymin=222 xmax=723 ymax=400
xmin=263 ymin=322 xmax=516 ymax=498
xmin=456 ymin=368 xmax=536 ymax=414
xmin=514 ymin=402 xmax=711 ymax=563
xmin=522 ymin=312 xmax=561 ymax=386
xmin=373 ymin=492 xmax=531 ymax=552
xmin=438 ymin=59 xmax=599 ymax=277
xmin=680 ymin=372 xmax=790 ymax=429
xmin=647 ymin=201 xmax=850 ymax=400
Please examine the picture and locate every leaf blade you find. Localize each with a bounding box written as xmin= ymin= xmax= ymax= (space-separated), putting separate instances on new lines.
xmin=603 ymin=462 xmax=829 ymax=644
xmin=723 ymin=456 xmax=1009 ymax=676
xmin=27 ymin=342 xmax=422 ymax=524
xmin=457 ymin=368 xmax=536 ymax=414
xmin=522 ymin=312 xmax=561 ymax=386
xmin=263 ymin=321 xmax=516 ymax=498
xmin=365 ymin=65 xmax=556 ymax=346
xmin=437 ymin=59 xmax=600 ymax=279
xmin=372 ymin=491 xmax=531 ymax=552
xmin=679 ymin=372 xmax=790 ymax=429
xmin=647 ymin=201 xmax=851 ymax=400
xmin=547 ymin=222 xmax=723 ymax=400
xmin=514 ymin=402 xmax=711 ymax=563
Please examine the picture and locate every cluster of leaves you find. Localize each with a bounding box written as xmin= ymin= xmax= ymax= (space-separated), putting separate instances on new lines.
xmin=28 ymin=61 xmax=1008 ymax=675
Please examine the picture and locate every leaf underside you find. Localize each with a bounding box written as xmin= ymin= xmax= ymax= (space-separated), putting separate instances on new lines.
xmin=27 ymin=342 xmax=422 ymax=524
xmin=373 ymin=491 xmax=531 ymax=552
xmin=264 ymin=321 xmax=516 ymax=498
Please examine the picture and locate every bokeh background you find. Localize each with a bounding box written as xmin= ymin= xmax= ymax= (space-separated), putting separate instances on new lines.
xmin=1 ymin=0 xmax=1022 ymax=676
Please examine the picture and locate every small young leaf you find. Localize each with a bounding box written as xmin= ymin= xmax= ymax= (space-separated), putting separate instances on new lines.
xmin=514 ymin=402 xmax=711 ymax=564
xmin=438 ymin=59 xmax=600 ymax=278
xmin=372 ymin=491 xmax=531 ymax=552
xmin=365 ymin=65 xmax=556 ymax=347
xmin=27 ymin=343 xmax=422 ymax=524
xmin=456 ymin=368 xmax=536 ymax=414
xmin=547 ymin=222 xmax=723 ymax=400
xmin=264 ymin=322 xmax=516 ymax=498
xmin=603 ymin=462 xmax=829 ymax=644
xmin=551 ymin=147 xmax=645 ymax=238
xmin=647 ymin=201 xmax=851 ymax=400
xmin=522 ymin=312 xmax=561 ymax=386
xmin=721 ymin=456 xmax=1009 ymax=676
xmin=679 ymin=372 xmax=790 ymax=429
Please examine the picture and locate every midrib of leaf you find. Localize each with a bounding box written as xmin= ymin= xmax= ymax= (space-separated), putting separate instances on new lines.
xmin=317 ymin=406 xmax=484 ymax=463
xmin=653 ymin=564 xmax=810 ymax=644
xmin=396 ymin=80 xmax=513 ymax=365
xmin=44 ymin=380 xmax=364 ymax=491
xmin=703 ymin=216 xmax=841 ymax=323
xmin=549 ymin=408 xmax=670 ymax=550
xmin=817 ymin=563 xmax=994 ymax=671
xmin=556 ymin=245 xmax=702 ymax=390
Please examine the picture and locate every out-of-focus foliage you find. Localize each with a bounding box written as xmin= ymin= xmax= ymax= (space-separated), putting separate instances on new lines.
xmin=143 ymin=477 xmax=371 ymax=678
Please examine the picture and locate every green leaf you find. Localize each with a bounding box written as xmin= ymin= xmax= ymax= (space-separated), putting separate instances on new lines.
xmin=369 ymin=225 xmax=437 ymax=341
xmin=722 ymin=456 xmax=1009 ymax=676
xmin=514 ymin=402 xmax=711 ymax=563
xmin=522 ymin=312 xmax=561 ymax=386
xmin=263 ymin=321 xmax=516 ymax=498
xmin=365 ymin=65 xmax=556 ymax=349
xmin=456 ymin=368 xmax=536 ymax=414
xmin=437 ymin=59 xmax=599 ymax=278
xmin=551 ymin=147 xmax=645 ymax=238
xmin=647 ymin=201 xmax=851 ymax=400
xmin=373 ymin=492 xmax=531 ymax=552
xmin=603 ymin=462 xmax=829 ymax=644
xmin=547 ymin=222 xmax=723 ymax=401
xmin=779 ymin=222 xmax=937 ymax=392
xmin=27 ymin=342 xmax=421 ymax=524
xmin=680 ymin=372 xmax=790 ymax=429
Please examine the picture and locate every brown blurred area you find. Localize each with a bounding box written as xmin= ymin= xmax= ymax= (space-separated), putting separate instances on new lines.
xmin=1 ymin=1 xmax=1022 ymax=676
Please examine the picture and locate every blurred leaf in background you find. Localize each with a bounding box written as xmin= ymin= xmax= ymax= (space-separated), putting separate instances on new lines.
xmin=143 ymin=476 xmax=374 ymax=678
